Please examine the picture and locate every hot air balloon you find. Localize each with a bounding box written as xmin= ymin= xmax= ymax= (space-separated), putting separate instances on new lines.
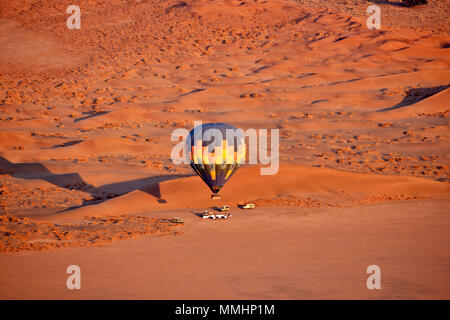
xmin=186 ymin=123 xmax=245 ymax=199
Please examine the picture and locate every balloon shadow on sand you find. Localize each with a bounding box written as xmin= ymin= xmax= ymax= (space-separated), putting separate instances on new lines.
xmin=0 ymin=156 xmax=193 ymax=212
xmin=376 ymin=85 xmax=449 ymax=112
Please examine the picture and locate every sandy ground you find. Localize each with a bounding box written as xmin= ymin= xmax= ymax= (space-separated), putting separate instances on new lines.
xmin=1 ymin=199 xmax=449 ymax=299
xmin=0 ymin=0 xmax=449 ymax=299
xmin=292 ymin=0 xmax=450 ymax=35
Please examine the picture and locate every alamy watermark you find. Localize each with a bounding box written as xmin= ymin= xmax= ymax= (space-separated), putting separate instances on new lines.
xmin=66 ymin=265 xmax=81 ymax=290
xmin=366 ymin=265 xmax=381 ymax=290
xmin=366 ymin=5 xmax=381 ymax=30
xmin=171 ymin=121 xmax=279 ymax=175
xmin=66 ymin=5 xmax=81 ymax=30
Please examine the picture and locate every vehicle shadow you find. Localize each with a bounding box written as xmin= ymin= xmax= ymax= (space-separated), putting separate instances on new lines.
xmin=191 ymin=211 xmax=205 ymax=218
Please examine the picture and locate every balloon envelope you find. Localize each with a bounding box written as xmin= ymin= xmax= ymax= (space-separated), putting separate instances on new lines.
xmin=186 ymin=123 xmax=245 ymax=194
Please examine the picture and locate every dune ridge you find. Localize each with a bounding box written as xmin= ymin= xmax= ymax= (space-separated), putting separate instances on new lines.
xmin=60 ymin=165 xmax=449 ymax=219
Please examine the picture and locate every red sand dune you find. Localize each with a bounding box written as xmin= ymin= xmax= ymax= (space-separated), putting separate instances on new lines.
xmin=59 ymin=165 xmax=449 ymax=220
xmin=0 ymin=0 xmax=449 ymax=299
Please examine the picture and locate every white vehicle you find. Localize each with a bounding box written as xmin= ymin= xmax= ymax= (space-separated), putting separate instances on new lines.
xmin=202 ymin=210 xmax=231 ymax=220
xmin=218 ymin=205 xmax=230 ymax=212
xmin=216 ymin=213 xmax=232 ymax=219
xmin=202 ymin=210 xmax=216 ymax=219
xmin=241 ymin=203 xmax=255 ymax=209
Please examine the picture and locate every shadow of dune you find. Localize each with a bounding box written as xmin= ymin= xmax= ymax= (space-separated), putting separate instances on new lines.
xmin=177 ymin=88 xmax=206 ymax=98
xmin=367 ymin=0 xmax=404 ymax=7
xmin=165 ymin=1 xmax=189 ymax=13
xmin=50 ymin=140 xmax=84 ymax=148
xmin=0 ymin=156 xmax=94 ymax=190
xmin=0 ymin=155 xmax=193 ymax=211
xmin=297 ymin=72 xmax=315 ymax=79
xmin=376 ymin=85 xmax=450 ymax=112
xmin=367 ymin=0 xmax=428 ymax=7
xmin=74 ymin=111 xmax=110 ymax=122
xmin=329 ymin=78 xmax=363 ymax=86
